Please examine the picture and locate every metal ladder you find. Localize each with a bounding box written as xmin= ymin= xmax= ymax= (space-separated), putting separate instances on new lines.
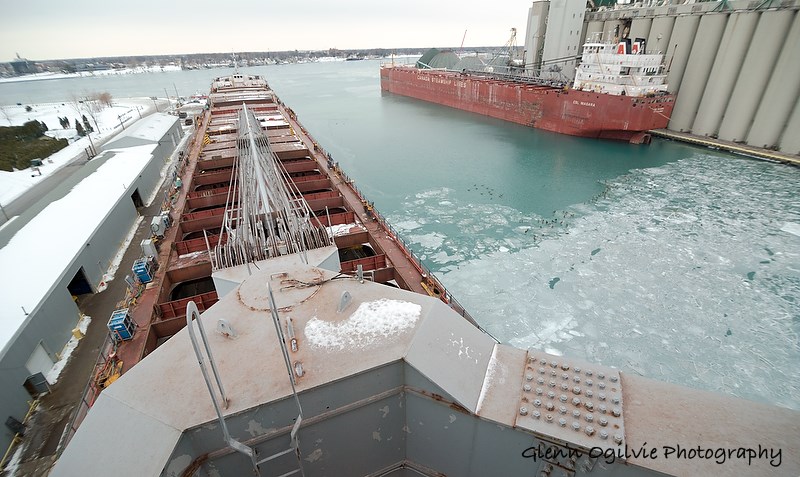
xmin=185 ymin=301 xmax=255 ymax=465
xmin=186 ymin=284 xmax=306 ymax=477
xmin=255 ymin=283 xmax=305 ymax=476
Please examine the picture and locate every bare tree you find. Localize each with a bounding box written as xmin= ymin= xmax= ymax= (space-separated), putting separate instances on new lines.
xmin=68 ymin=91 xmax=103 ymax=133
xmin=67 ymin=93 xmax=84 ymax=128
xmin=99 ymin=92 xmax=113 ymax=107
xmin=84 ymin=92 xmax=106 ymax=132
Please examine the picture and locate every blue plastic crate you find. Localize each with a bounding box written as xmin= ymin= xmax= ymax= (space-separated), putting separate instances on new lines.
xmin=132 ymin=258 xmax=153 ymax=283
xmin=107 ymin=308 xmax=135 ymax=340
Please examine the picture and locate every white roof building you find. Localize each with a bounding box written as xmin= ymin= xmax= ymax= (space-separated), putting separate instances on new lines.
xmin=0 ymin=113 xmax=181 ymax=453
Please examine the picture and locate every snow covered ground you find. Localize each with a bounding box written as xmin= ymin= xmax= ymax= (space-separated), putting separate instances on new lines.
xmin=45 ymin=315 xmax=92 ymax=384
xmin=0 ymin=97 xmax=169 ymax=205
xmin=0 ymin=65 xmax=182 ymax=84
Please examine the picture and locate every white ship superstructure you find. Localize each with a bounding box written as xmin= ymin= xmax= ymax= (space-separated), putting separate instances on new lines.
xmin=573 ymin=39 xmax=669 ymax=97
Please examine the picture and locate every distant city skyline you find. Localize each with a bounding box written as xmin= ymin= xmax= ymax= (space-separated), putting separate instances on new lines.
xmin=0 ymin=0 xmax=532 ymax=61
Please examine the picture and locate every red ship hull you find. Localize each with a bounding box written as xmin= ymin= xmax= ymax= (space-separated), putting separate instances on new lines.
xmin=380 ymin=66 xmax=675 ymax=143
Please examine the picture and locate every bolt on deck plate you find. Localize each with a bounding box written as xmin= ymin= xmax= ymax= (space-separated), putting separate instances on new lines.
xmin=515 ymin=350 xmax=626 ymax=459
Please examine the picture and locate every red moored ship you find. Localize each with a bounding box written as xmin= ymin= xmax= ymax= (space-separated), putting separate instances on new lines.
xmin=380 ymin=39 xmax=675 ymax=144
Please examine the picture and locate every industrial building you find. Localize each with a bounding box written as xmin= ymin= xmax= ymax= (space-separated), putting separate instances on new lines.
xmin=0 ymin=113 xmax=181 ymax=452
xmin=525 ymin=0 xmax=800 ymax=154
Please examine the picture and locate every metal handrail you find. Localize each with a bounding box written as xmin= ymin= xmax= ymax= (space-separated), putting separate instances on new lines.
xmin=185 ymin=301 xmax=255 ymax=465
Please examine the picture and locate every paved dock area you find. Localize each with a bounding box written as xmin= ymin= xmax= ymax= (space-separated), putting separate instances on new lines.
xmin=650 ymin=129 xmax=800 ymax=166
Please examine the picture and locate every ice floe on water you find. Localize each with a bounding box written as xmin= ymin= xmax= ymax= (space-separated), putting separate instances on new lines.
xmin=389 ymin=187 xmax=566 ymax=268
xmin=409 ymin=232 xmax=446 ymax=251
xmin=392 ymin=157 xmax=800 ymax=410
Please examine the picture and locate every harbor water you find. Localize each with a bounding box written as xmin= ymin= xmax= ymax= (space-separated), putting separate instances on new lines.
xmin=2 ymin=59 xmax=797 ymax=410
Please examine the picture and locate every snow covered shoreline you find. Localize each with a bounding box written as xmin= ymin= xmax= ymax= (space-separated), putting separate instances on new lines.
xmin=0 ymin=97 xmax=171 ymax=205
xmin=0 ymin=65 xmax=183 ymax=84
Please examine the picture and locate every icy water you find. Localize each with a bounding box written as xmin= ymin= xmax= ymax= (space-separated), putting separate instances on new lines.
xmin=2 ymin=59 xmax=798 ymax=410
xmin=395 ymin=158 xmax=800 ymax=410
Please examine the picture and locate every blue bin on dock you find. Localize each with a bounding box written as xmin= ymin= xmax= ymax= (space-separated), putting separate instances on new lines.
xmin=108 ymin=308 xmax=135 ymax=341
xmin=132 ymin=257 xmax=153 ymax=284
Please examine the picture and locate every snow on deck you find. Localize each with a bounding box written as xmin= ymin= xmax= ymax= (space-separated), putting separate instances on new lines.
xmin=0 ymin=144 xmax=157 ymax=354
xmin=304 ymin=299 xmax=422 ymax=350
xmin=326 ymin=222 xmax=365 ymax=237
xmin=475 ymin=344 xmax=502 ymax=414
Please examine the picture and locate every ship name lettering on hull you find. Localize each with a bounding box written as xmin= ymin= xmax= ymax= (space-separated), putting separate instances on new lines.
xmin=573 ymin=100 xmax=596 ymax=107
xmin=417 ymin=75 xmax=453 ymax=86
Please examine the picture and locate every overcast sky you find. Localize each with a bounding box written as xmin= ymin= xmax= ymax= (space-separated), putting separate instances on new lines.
xmin=0 ymin=0 xmax=533 ymax=61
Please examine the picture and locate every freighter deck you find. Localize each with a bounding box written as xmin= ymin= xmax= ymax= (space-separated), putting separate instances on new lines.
xmin=70 ymin=73 xmax=484 ymax=424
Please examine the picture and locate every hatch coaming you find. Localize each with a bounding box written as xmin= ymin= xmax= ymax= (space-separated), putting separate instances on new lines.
xmin=52 ymin=262 xmax=800 ymax=477
xmin=161 ymin=363 xmax=662 ymax=477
